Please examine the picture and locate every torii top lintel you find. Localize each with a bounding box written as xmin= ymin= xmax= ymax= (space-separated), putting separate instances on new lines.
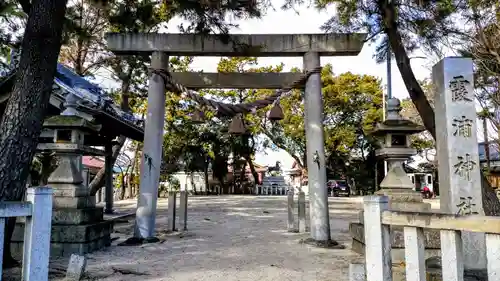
xmin=105 ymin=33 xmax=367 ymax=57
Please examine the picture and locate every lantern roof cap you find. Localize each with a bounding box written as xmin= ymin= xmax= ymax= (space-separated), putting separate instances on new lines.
xmin=370 ymin=98 xmax=425 ymax=136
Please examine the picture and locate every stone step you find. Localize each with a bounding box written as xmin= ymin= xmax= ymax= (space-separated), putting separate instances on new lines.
xmin=16 ymin=207 xmax=104 ymax=225
xmin=12 ymin=220 xmax=113 ymax=243
xmin=12 ymin=235 xmax=112 ymax=258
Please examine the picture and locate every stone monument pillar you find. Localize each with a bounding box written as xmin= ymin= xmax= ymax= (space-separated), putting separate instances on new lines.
xmin=432 ymin=57 xmax=486 ymax=269
xmin=12 ymin=115 xmax=113 ymax=257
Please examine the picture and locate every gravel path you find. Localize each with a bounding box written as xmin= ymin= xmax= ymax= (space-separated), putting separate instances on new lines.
xmin=75 ymin=195 xmax=364 ymax=281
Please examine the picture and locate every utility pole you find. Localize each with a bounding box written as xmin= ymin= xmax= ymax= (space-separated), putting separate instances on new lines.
xmin=384 ymin=46 xmax=392 ymax=176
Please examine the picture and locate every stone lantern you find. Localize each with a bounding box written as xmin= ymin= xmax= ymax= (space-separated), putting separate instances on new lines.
xmin=349 ymin=98 xmax=439 ymax=264
xmin=15 ymin=115 xmax=114 ymax=256
xmin=370 ymin=98 xmax=431 ymax=212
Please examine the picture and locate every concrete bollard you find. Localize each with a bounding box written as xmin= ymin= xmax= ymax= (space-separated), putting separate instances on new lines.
xmin=179 ymin=190 xmax=188 ymax=231
xmin=349 ymin=263 xmax=366 ymax=281
xmin=298 ymin=191 xmax=306 ymax=233
xmin=66 ymin=254 xmax=87 ymax=281
xmin=96 ymin=188 xmax=102 ymax=203
xmin=167 ymin=191 xmax=176 ymax=231
xmin=287 ymin=190 xmax=295 ymax=232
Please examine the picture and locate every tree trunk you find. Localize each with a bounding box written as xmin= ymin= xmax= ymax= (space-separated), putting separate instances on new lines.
xmin=119 ymin=166 xmax=129 ymax=200
xmin=381 ymin=1 xmax=500 ymax=216
xmin=245 ymin=155 xmax=260 ymax=185
xmin=88 ymin=76 xmax=132 ymax=195
xmin=89 ymin=135 xmax=126 ymax=195
xmin=125 ymin=143 xmax=139 ymax=199
xmin=0 ymin=0 xmax=68 ymax=267
xmin=132 ymin=148 xmax=142 ymax=197
xmin=262 ymin=128 xmax=305 ymax=170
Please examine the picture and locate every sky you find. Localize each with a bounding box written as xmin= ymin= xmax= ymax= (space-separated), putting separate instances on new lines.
xmin=96 ymin=3 xmax=494 ymax=169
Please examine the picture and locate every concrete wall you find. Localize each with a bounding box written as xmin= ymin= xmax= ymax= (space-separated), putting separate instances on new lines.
xmin=166 ymin=172 xmax=207 ymax=193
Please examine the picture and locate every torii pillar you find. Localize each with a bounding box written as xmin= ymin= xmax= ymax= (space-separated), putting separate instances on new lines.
xmin=134 ymin=52 xmax=168 ymax=239
xmin=105 ymin=33 xmax=366 ymax=242
xmin=303 ymin=52 xmax=330 ymax=242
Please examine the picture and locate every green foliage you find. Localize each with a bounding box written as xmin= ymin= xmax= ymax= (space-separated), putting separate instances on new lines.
xmin=159 ymin=174 xmax=180 ymax=194
xmin=262 ymin=64 xmax=383 ymax=171
xmin=0 ymin=1 xmax=25 ymax=61
xmin=458 ymin=11 xmax=500 ymax=130
xmin=304 ymin=0 xmax=464 ymax=62
xmin=400 ymin=79 xmax=435 ymax=153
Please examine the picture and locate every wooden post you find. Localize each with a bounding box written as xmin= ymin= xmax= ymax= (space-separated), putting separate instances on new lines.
xmin=104 ymin=142 xmax=114 ymax=214
xmin=167 ymin=191 xmax=177 ymax=231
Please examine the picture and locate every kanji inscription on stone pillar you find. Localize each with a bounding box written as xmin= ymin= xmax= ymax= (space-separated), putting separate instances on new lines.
xmin=433 ymin=57 xmax=486 ymax=269
xmin=452 ymin=116 xmax=473 ymax=138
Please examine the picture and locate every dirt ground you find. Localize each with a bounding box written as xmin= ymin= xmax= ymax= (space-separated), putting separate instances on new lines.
xmin=78 ymin=196 xmax=364 ymax=281
xmin=6 ymin=195 xmax=439 ymax=280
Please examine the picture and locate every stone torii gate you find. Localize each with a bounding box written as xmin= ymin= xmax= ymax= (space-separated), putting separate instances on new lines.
xmin=105 ymin=33 xmax=366 ymax=243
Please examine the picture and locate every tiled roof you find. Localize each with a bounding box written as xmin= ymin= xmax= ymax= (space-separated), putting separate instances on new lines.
xmin=83 ymin=156 xmax=105 ymax=169
xmin=0 ymin=48 xmax=144 ymax=138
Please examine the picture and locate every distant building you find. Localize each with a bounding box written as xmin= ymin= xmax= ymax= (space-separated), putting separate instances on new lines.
xmin=168 ymin=161 xmax=267 ymax=194
xmin=478 ymin=141 xmax=500 ymax=188
xmin=82 ymin=156 xmax=121 ymax=187
xmin=283 ymin=161 xmax=306 ymax=188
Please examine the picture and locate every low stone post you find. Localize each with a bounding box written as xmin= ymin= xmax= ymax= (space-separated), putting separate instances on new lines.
xmin=23 ymin=187 xmax=53 ymax=280
xmin=363 ymin=196 xmax=392 ymax=281
xmin=96 ymin=188 xmax=102 ymax=203
xmin=179 ymin=187 xmax=188 ymax=231
xmin=167 ymin=191 xmax=176 ymax=231
xmin=298 ymin=191 xmax=306 ymax=233
xmin=349 ymin=263 xmax=366 ymax=281
xmin=287 ymin=190 xmax=295 ymax=232
xmin=66 ymin=254 xmax=87 ymax=281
